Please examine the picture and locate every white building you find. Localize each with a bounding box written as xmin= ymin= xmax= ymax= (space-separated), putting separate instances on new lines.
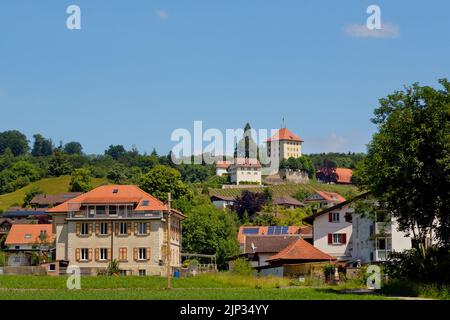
xmin=303 ymin=198 xmax=354 ymax=261
xmin=266 ymin=127 xmax=303 ymax=160
xmin=210 ymin=195 xmax=235 ymax=209
xmin=228 ymin=158 xmax=262 ymax=185
xmin=304 ymin=190 xmax=346 ymax=209
xmin=352 ymin=211 xmax=412 ymax=264
xmin=215 ymin=161 xmax=231 ymax=176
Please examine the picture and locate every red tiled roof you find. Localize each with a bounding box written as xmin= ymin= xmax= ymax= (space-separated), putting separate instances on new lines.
xmin=336 ymin=168 xmax=353 ymax=184
xmin=266 ymin=128 xmax=303 ymax=142
xmin=244 ymin=235 xmax=301 ymax=254
xmin=305 ymin=190 xmax=346 ymax=204
xmin=273 ymin=196 xmax=304 ymax=207
xmin=216 ymin=161 xmax=231 ymax=169
xmin=5 ymin=224 xmax=53 ymax=245
xmin=46 ymin=185 xmax=168 ymax=213
xmin=230 ymin=158 xmax=262 ymax=168
xmin=30 ymin=192 xmax=82 ymax=206
xmin=267 ymin=238 xmax=335 ymax=262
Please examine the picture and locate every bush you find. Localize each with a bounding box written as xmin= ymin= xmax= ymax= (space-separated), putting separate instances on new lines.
xmin=381 ymin=279 xmax=450 ymax=300
xmin=232 ymin=258 xmax=254 ymax=276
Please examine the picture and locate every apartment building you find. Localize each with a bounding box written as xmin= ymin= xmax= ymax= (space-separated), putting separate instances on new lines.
xmin=47 ymin=185 xmax=184 ymax=276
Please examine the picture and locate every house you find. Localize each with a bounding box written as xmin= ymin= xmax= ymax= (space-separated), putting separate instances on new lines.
xmin=3 ymin=224 xmax=53 ymax=266
xmin=238 ymin=225 xmax=312 ymax=250
xmin=47 ymin=185 xmax=185 ymax=276
xmin=303 ymin=194 xmax=363 ymax=261
xmin=30 ymin=192 xmax=82 ymax=208
xmin=266 ymin=127 xmax=304 ymax=160
xmin=228 ymin=158 xmax=262 ymax=185
xmin=210 ymin=195 xmax=235 ymax=209
xmin=273 ymin=196 xmax=304 ymax=209
xmin=215 ymin=161 xmax=231 ymax=176
xmin=242 ymin=235 xmax=302 ymax=268
xmin=0 ymin=218 xmax=13 ymax=237
xmin=352 ymin=208 xmax=412 ymax=264
xmin=304 ymin=190 xmax=346 ymax=209
xmin=2 ymin=208 xmax=51 ymax=224
xmin=335 ymin=168 xmax=353 ymax=185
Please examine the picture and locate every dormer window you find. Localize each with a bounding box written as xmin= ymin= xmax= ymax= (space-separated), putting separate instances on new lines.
xmin=24 ymin=234 xmax=32 ymax=239
xmin=113 ymin=189 xmax=119 ymax=194
xmin=142 ymin=200 xmax=149 ymax=206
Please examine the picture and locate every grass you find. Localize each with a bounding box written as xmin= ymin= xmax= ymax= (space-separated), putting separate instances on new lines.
xmin=0 ymin=273 xmax=391 ymax=300
xmin=209 ymin=182 xmax=358 ymax=199
xmin=0 ymin=176 xmax=108 ymax=211
xmin=381 ymin=280 xmax=450 ymax=300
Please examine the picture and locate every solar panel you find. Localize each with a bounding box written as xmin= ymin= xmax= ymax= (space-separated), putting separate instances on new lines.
xmin=268 ymin=226 xmax=289 ymax=235
xmin=243 ymin=228 xmax=259 ymax=235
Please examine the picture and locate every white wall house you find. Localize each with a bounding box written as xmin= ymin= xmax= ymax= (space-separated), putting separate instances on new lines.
xmin=304 ymin=201 xmax=353 ymax=261
xmin=211 ymin=195 xmax=235 ymax=209
xmin=215 ymin=161 xmax=231 ymax=176
xmin=228 ymin=158 xmax=262 ymax=185
xmin=352 ymin=212 xmax=412 ymax=264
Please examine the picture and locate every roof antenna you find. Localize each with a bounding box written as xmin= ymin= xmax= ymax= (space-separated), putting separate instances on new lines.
xmin=281 ymin=117 xmax=286 ymax=129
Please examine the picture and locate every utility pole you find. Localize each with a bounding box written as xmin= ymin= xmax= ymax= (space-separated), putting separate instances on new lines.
xmin=166 ymin=192 xmax=172 ymax=289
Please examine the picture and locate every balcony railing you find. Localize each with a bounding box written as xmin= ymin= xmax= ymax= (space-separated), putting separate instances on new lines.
xmin=375 ymin=249 xmax=391 ymax=262
xmin=68 ymin=210 xmax=163 ymax=219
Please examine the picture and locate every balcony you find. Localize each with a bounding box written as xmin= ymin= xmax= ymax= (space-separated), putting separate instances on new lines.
xmin=375 ymin=222 xmax=392 ymax=235
xmin=68 ymin=206 xmax=163 ymax=220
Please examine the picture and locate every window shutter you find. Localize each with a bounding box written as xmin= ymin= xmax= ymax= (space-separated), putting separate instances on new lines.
xmin=76 ymin=223 xmax=80 ymax=236
xmin=88 ymin=248 xmax=93 ymax=261
xmin=95 ymin=223 xmax=100 ymax=236
xmin=328 ymin=234 xmax=332 ymax=244
xmin=146 ymin=222 xmax=151 ymax=235
xmin=124 ymin=248 xmax=128 ymax=261
xmin=134 ymin=248 xmax=138 ymax=261
xmin=108 ymin=248 xmax=112 ymax=261
xmin=328 ymin=212 xmax=333 ymax=222
xmin=88 ymin=223 xmax=93 ymax=236
xmin=108 ymin=222 xmax=112 ymax=235
xmin=95 ymin=248 xmax=99 ymax=261
xmin=134 ymin=222 xmax=138 ymax=235
xmin=75 ymin=248 xmax=80 ymax=261
xmin=115 ymin=223 xmax=119 ymax=235
xmin=342 ymin=233 xmax=347 ymax=244
xmin=127 ymin=223 xmax=131 ymax=236
xmin=146 ymin=248 xmax=151 ymax=261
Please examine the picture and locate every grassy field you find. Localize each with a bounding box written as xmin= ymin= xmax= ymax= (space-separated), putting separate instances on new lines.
xmin=0 ymin=274 xmax=389 ymax=300
xmin=0 ymin=176 xmax=108 ymax=211
xmin=209 ymin=182 xmax=359 ymax=199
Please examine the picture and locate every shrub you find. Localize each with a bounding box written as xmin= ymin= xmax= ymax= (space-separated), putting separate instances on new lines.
xmin=232 ymin=258 xmax=253 ymax=276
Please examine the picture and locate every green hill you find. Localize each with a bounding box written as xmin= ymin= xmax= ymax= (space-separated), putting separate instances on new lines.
xmin=0 ymin=176 xmax=108 ymax=212
xmin=209 ymin=182 xmax=359 ymax=199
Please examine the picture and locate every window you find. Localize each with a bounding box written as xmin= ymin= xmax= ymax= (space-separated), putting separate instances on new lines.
xmin=139 ymin=223 xmax=147 ymax=235
xmin=139 ymin=269 xmax=146 ymax=276
xmin=24 ymin=234 xmax=31 ymax=239
xmin=119 ymin=270 xmax=127 ymax=276
xmin=333 ymin=234 xmax=342 ymax=244
xmin=119 ymin=222 xmax=127 ymax=235
xmin=81 ymin=248 xmax=89 ymax=261
xmin=138 ymin=248 xmax=147 ymax=260
xmin=100 ymin=248 xmax=108 ymax=261
xmin=88 ymin=207 xmax=95 ymax=216
xmin=100 ymin=223 xmax=108 ymax=235
xmin=48 ymin=264 xmax=56 ymax=271
xmin=119 ymin=205 xmax=125 ymax=216
xmin=332 ymin=212 xmax=340 ymax=222
xmin=119 ymin=247 xmax=128 ymax=261
xmin=81 ymin=223 xmax=89 ymax=236
xmin=109 ymin=205 xmax=117 ymax=216
xmin=96 ymin=206 xmax=106 ymax=215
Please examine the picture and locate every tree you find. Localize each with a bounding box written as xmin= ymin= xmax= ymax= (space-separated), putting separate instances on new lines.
xmin=69 ymin=168 xmax=93 ymax=192
xmin=64 ymin=141 xmax=83 ymax=155
xmin=0 ymin=130 xmax=29 ymax=156
xmin=232 ymin=190 xmax=268 ymax=220
xmin=48 ymin=150 xmax=72 ymax=176
xmin=182 ymin=204 xmax=239 ymax=269
xmin=31 ymin=134 xmax=53 ymax=157
xmin=139 ymin=165 xmax=192 ymax=202
xmin=23 ymin=186 xmax=44 ymax=207
xmin=0 ymin=148 xmax=14 ymax=171
xmin=317 ymin=159 xmax=338 ymax=183
xmin=235 ymin=122 xmax=258 ymax=159
xmin=354 ymin=79 xmax=450 ymax=254
xmin=105 ymin=145 xmax=127 ymax=160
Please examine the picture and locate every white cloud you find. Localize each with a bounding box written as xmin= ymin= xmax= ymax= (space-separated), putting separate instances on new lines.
xmin=156 ymin=9 xmax=169 ymax=21
xmin=344 ymin=22 xmax=400 ymax=39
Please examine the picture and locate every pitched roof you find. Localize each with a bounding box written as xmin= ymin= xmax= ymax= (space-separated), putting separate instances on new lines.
xmin=244 ymin=235 xmax=301 ymax=254
xmin=335 ymin=168 xmax=353 ymax=184
xmin=238 ymin=225 xmax=312 ymax=244
xmin=216 ymin=161 xmax=231 ymax=169
xmin=3 ymin=208 xmax=49 ymax=218
xmin=230 ymin=158 xmax=262 ymax=169
xmin=5 ymin=224 xmax=53 ymax=245
xmin=267 ymin=238 xmax=335 ymax=262
xmin=266 ymin=128 xmax=303 ymax=142
xmin=46 ymin=185 xmax=168 ymax=213
xmin=210 ymin=195 xmax=236 ymax=202
xmin=305 ymin=190 xmax=346 ymax=203
xmin=303 ymin=191 xmax=371 ymax=224
xmin=273 ymin=196 xmax=304 ymax=207
xmin=30 ymin=192 xmax=82 ymax=206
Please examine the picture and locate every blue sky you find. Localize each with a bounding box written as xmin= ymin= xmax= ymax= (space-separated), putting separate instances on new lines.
xmin=0 ymin=0 xmax=449 ymax=155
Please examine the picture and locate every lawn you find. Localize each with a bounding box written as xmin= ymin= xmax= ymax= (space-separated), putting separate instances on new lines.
xmin=0 ymin=176 xmax=108 ymax=211
xmin=209 ymin=182 xmax=359 ymax=199
xmin=0 ymin=274 xmax=390 ymax=300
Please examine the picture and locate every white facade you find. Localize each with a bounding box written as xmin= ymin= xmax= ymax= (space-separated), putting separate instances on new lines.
xmin=229 ymin=166 xmax=262 ymax=185
xmin=311 ymin=204 xmax=353 ymax=261
xmin=216 ymin=167 xmax=228 ymax=176
xmin=352 ymin=213 xmax=412 ymax=264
